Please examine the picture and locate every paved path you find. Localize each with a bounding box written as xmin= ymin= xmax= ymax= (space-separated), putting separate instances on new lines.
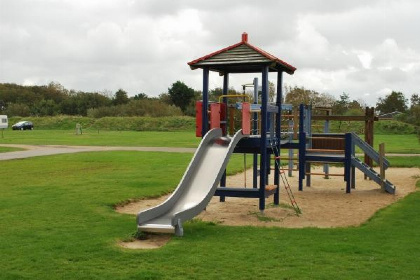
xmin=0 ymin=144 xmax=418 ymax=161
xmin=0 ymin=144 xmax=196 ymax=161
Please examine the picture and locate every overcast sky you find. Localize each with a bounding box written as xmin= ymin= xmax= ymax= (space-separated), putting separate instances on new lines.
xmin=1 ymin=0 xmax=419 ymax=105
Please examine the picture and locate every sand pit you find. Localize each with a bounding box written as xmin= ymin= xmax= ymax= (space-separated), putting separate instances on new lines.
xmin=119 ymin=234 xmax=172 ymax=249
xmin=117 ymin=166 xmax=419 ymax=248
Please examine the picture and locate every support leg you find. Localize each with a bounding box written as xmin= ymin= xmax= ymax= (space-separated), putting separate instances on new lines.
xmin=219 ymin=171 xmax=226 ymax=202
xmin=305 ymin=162 xmax=311 ymax=187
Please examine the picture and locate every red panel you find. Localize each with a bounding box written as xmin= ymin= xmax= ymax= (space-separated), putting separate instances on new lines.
xmin=242 ymin=102 xmax=251 ymax=135
xmin=195 ymin=101 xmax=203 ymax=137
xmin=210 ymin=103 xmax=221 ymax=130
xmin=220 ymin=103 xmax=227 ymax=135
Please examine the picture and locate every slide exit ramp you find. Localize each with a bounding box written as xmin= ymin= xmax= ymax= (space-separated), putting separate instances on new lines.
xmin=137 ymin=128 xmax=245 ymax=236
xmin=350 ymin=133 xmax=395 ymax=194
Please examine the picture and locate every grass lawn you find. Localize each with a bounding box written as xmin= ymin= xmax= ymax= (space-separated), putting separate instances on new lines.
xmin=381 ymin=156 xmax=420 ymax=168
xmin=0 ymin=129 xmax=200 ymax=147
xmin=1 ymin=152 xmax=419 ymax=279
xmin=0 ymin=146 xmax=23 ymax=153
xmin=1 ymin=130 xmax=418 ymax=154
xmin=374 ymin=134 xmax=420 ymax=154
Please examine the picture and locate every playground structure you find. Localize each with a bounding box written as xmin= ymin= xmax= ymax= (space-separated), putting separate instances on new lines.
xmin=295 ymin=105 xmax=395 ymax=194
xmin=137 ymin=33 xmax=395 ymax=236
xmin=137 ymin=33 xmax=297 ymax=235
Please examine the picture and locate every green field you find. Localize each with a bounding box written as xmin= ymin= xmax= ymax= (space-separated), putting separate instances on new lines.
xmin=0 ymin=146 xmax=23 ymax=153
xmin=1 ymin=129 xmax=419 ymax=154
xmin=374 ymin=134 xmax=420 ymax=154
xmin=0 ymin=152 xmax=419 ymax=279
xmin=0 ymin=130 xmax=200 ymax=147
xmin=1 ymin=128 xmax=419 ymax=279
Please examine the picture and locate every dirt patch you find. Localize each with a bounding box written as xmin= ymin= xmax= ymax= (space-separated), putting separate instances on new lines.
xmin=117 ymin=167 xmax=419 ymax=231
xmin=119 ymin=234 xmax=172 ymax=250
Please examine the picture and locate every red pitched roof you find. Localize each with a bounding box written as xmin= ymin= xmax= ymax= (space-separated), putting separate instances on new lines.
xmin=188 ymin=33 xmax=296 ymax=75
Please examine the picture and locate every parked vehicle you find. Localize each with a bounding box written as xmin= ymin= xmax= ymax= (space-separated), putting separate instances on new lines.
xmin=12 ymin=121 xmax=34 ymax=130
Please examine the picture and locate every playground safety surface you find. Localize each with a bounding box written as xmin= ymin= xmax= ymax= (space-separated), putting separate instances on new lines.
xmin=118 ymin=166 xmax=419 ymax=249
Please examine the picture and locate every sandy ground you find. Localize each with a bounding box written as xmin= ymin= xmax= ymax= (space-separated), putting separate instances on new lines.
xmin=118 ymin=166 xmax=419 ymax=248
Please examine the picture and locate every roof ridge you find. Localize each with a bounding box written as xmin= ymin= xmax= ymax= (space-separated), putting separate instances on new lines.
xmin=187 ymin=33 xmax=296 ymax=74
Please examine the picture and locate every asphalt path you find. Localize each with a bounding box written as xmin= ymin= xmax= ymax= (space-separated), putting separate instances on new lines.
xmin=0 ymin=144 xmax=418 ymax=161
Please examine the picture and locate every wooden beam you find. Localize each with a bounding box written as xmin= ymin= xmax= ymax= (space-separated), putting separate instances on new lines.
xmin=311 ymin=115 xmax=378 ymax=121
xmin=305 ymin=172 xmax=344 ymax=176
xmin=306 ymin=148 xmax=345 ymax=154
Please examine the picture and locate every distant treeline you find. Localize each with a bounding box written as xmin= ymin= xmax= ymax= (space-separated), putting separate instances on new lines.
xmin=0 ymin=82 xmax=182 ymax=117
xmin=1 ymin=82 xmax=418 ymax=133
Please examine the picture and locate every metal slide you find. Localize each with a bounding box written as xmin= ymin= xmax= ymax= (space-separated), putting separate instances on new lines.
xmin=137 ymin=128 xmax=246 ymax=236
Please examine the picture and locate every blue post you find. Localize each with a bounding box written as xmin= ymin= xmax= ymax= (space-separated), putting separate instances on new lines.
xmin=298 ymin=104 xmax=305 ymax=191
xmin=345 ymin=133 xmax=352 ymax=193
xmin=202 ymin=67 xmax=209 ymax=137
xmin=274 ymin=71 xmax=283 ymax=205
xmin=220 ymin=73 xmax=229 ymax=202
xmin=259 ymin=66 xmax=269 ymax=211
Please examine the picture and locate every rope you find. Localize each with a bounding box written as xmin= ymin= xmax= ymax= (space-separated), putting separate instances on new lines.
xmin=270 ymin=143 xmax=301 ymax=215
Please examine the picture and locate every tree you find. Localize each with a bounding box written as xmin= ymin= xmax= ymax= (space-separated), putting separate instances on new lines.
xmin=376 ymin=91 xmax=408 ymax=114
xmin=132 ymin=93 xmax=148 ymax=100
xmin=284 ymin=85 xmax=320 ymax=107
xmin=113 ymin=89 xmax=129 ymax=105
xmin=410 ymin=94 xmax=419 ymax=108
xmin=332 ymin=93 xmax=350 ymax=115
xmin=167 ymin=81 xmax=195 ymax=114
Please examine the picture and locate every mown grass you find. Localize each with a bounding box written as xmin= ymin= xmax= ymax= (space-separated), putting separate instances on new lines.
xmin=0 ymin=130 xmax=200 ymax=147
xmin=1 ymin=129 xmax=419 ymax=154
xmin=8 ymin=115 xmax=195 ymax=131
xmin=381 ymin=156 xmax=420 ymax=168
xmin=374 ymin=134 xmax=420 ymax=154
xmin=1 ymin=152 xmax=419 ymax=279
xmin=0 ymin=146 xmax=23 ymax=153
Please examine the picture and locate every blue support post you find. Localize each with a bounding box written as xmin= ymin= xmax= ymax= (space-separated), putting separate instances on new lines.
xmin=202 ymin=67 xmax=209 ymax=137
xmin=259 ymin=66 xmax=269 ymax=211
xmin=351 ymin=134 xmax=356 ymax=189
xmin=298 ymin=104 xmax=305 ymax=191
xmin=345 ymin=133 xmax=352 ymax=193
xmin=274 ymin=71 xmax=283 ymax=205
xmin=220 ymin=73 xmax=229 ymax=202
